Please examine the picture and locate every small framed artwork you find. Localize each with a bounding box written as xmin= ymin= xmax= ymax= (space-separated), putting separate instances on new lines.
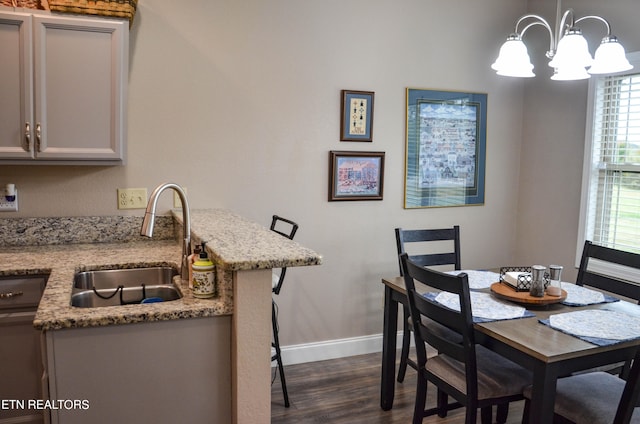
xmin=404 ymin=88 xmax=487 ymax=208
xmin=340 ymin=90 xmax=374 ymax=142
xmin=329 ymin=150 xmax=385 ymax=201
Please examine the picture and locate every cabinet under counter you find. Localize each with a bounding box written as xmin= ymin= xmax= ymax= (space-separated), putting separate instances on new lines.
xmin=44 ymin=316 xmax=231 ymax=424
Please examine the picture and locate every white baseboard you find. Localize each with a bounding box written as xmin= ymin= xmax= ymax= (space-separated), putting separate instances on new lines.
xmin=277 ymin=330 xmax=408 ymax=366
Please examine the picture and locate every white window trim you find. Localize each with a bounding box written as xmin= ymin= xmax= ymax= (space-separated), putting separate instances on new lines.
xmin=576 ymin=51 xmax=640 ymax=281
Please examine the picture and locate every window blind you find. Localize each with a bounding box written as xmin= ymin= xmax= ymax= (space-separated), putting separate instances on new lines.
xmin=588 ymin=70 xmax=640 ymax=253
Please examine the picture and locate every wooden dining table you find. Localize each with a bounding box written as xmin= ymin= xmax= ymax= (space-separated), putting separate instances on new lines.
xmin=380 ymin=275 xmax=640 ymax=424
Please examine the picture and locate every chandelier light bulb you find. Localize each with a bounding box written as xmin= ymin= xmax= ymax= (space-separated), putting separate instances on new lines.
xmin=589 ymin=37 xmax=634 ymax=74
xmin=548 ymin=30 xmax=593 ymax=69
xmin=551 ymin=65 xmax=591 ymax=81
xmin=491 ymin=37 xmax=535 ymax=78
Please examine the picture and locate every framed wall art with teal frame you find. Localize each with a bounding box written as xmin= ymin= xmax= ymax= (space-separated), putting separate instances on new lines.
xmin=404 ymin=88 xmax=487 ymax=208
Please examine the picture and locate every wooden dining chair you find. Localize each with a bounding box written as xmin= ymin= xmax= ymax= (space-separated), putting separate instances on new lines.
xmin=575 ymin=240 xmax=640 ymax=378
xmin=270 ymin=215 xmax=299 ymax=408
xmin=395 ymin=226 xmax=461 ymax=383
xmin=400 ymin=253 xmax=532 ymax=424
xmin=576 ymin=240 xmax=640 ymax=304
xmin=522 ymin=349 xmax=640 ymax=424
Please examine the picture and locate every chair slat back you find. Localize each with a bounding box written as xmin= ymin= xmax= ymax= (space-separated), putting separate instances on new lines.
xmin=400 ymin=253 xmax=477 ymax=386
xmin=577 ymin=240 xmax=640 ymax=303
xmin=270 ymin=215 xmax=299 ymax=295
xmin=395 ymin=226 xmax=461 ymax=276
xmin=271 ymin=215 xmax=298 ymax=240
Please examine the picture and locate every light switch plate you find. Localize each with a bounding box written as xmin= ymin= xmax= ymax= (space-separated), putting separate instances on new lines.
xmin=117 ymin=188 xmax=148 ymax=209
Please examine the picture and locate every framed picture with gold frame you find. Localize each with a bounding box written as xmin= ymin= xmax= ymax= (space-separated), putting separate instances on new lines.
xmin=340 ymin=90 xmax=374 ymax=142
xmin=404 ymin=88 xmax=487 ymax=208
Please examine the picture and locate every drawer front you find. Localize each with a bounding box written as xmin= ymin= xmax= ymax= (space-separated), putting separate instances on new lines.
xmin=0 ymin=277 xmax=47 ymax=310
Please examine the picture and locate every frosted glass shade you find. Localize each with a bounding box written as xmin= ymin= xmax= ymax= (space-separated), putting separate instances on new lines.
xmin=551 ymin=65 xmax=591 ymax=81
xmin=491 ymin=37 xmax=535 ymax=78
xmin=589 ymin=38 xmax=633 ymax=74
xmin=548 ymin=32 xmax=593 ymax=69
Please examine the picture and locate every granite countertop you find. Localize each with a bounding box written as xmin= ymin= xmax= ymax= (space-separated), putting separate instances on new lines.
xmin=0 ymin=240 xmax=232 ymax=331
xmin=184 ymin=209 xmax=321 ymax=270
xmin=0 ymin=209 xmax=322 ymax=331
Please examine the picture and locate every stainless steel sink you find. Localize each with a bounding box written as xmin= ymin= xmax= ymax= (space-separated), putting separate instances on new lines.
xmin=71 ymin=266 xmax=182 ymax=308
xmin=73 ymin=267 xmax=178 ymax=290
xmin=71 ymin=285 xmax=181 ymax=307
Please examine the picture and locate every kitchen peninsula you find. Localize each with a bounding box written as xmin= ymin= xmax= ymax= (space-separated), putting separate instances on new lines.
xmin=0 ymin=209 xmax=322 ymax=424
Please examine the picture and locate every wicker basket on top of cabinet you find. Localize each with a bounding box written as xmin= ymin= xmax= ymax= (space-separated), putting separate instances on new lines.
xmin=0 ymin=0 xmax=44 ymax=9
xmin=48 ymin=0 xmax=137 ymax=24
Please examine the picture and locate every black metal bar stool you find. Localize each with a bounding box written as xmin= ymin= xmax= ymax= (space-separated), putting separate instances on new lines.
xmin=270 ymin=215 xmax=299 ymax=408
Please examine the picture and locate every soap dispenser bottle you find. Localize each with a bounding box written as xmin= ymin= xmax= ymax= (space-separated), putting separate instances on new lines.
xmin=192 ymin=242 xmax=215 ymax=298
xmin=187 ymin=243 xmax=202 ymax=289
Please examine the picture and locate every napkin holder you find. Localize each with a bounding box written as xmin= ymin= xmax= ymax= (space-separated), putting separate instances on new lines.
xmin=500 ymin=266 xmax=550 ymax=292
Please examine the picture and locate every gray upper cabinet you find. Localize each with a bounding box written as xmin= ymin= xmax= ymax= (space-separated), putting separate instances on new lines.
xmin=0 ymin=10 xmax=128 ymax=165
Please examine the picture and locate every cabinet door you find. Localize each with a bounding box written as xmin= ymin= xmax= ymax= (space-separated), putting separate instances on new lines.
xmin=46 ymin=317 xmax=231 ymax=424
xmin=0 ymin=12 xmax=34 ymax=159
xmin=33 ymin=15 xmax=127 ymax=161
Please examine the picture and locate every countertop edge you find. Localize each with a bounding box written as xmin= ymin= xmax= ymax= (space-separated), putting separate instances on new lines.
xmin=177 ymin=209 xmax=323 ymax=271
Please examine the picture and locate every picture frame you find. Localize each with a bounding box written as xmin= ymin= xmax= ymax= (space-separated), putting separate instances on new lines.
xmin=329 ymin=150 xmax=385 ymax=201
xmin=404 ymin=88 xmax=487 ymax=208
xmin=340 ymin=90 xmax=374 ymax=142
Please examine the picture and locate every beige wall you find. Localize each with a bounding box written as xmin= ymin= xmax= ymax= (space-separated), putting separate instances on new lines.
xmin=5 ymin=0 xmax=627 ymax=347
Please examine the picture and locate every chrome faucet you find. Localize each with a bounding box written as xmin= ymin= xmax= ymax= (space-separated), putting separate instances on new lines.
xmin=140 ymin=183 xmax=192 ymax=282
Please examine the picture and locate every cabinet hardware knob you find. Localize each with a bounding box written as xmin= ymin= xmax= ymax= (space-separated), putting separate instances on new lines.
xmin=0 ymin=291 xmax=24 ymax=299
xmin=36 ymin=123 xmax=42 ymax=152
xmin=24 ymin=122 xmax=31 ymax=152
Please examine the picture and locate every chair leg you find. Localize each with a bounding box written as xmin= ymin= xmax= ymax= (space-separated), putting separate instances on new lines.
xmin=272 ymin=301 xmax=290 ymax=407
xmin=496 ymin=403 xmax=509 ymax=423
xmin=465 ymin=405 xmax=478 ymax=424
xmin=412 ymin=375 xmax=427 ymax=424
xmin=480 ymin=406 xmax=493 ymax=424
xmin=397 ymin=307 xmax=411 ymax=383
xmin=436 ymin=389 xmax=448 ymax=418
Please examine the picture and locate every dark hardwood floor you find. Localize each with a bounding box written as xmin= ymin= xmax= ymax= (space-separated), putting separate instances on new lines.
xmin=271 ymin=351 xmax=526 ymax=424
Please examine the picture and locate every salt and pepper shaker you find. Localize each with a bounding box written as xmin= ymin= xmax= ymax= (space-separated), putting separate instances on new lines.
xmin=547 ymin=265 xmax=563 ymax=296
xmin=530 ymin=265 xmax=546 ymax=297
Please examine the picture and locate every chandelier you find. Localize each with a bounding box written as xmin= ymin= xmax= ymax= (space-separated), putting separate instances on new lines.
xmin=491 ymin=0 xmax=633 ymax=81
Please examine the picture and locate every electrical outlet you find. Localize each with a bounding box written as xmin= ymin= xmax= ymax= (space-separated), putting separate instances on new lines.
xmin=0 ymin=189 xmax=18 ymax=212
xmin=117 ymin=188 xmax=148 ymax=210
xmin=174 ymin=187 xmax=187 ymax=208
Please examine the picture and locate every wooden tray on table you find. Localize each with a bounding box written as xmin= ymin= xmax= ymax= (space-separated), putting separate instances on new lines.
xmin=490 ymin=282 xmax=567 ymax=305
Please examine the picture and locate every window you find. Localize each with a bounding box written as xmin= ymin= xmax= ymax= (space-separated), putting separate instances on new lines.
xmin=577 ymin=52 xmax=640 ymax=264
